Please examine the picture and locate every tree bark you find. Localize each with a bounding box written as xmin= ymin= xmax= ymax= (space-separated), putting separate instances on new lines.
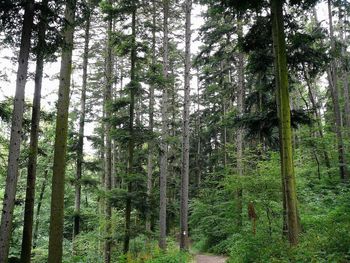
xmin=235 ymin=20 xmax=245 ymax=228
xmin=159 ymin=0 xmax=169 ymax=250
xmin=180 ymin=0 xmax=192 ymax=251
xmin=20 ymin=1 xmax=48 ymax=262
xmin=271 ymin=0 xmax=300 ymax=246
xmin=124 ymin=5 xmax=137 ymax=254
xmin=0 ymin=1 xmax=35 ymax=262
xmin=48 ymin=0 xmax=76 ymax=262
xmin=327 ymin=0 xmax=349 ymax=181
xmin=340 ymin=10 xmax=350 ymax=132
xmin=104 ymin=3 xmax=113 ymax=261
xmin=73 ymin=3 xmax=91 ymax=241
xmin=33 ymin=170 xmax=49 ymax=249
xmin=146 ymin=0 xmax=156 ymax=235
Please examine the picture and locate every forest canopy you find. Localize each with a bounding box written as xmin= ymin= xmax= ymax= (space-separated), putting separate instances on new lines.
xmin=0 ymin=0 xmax=350 ymax=262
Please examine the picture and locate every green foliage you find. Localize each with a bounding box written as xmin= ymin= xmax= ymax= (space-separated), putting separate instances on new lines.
xmin=190 ymin=145 xmax=350 ymax=262
xmin=117 ymin=238 xmax=191 ymax=263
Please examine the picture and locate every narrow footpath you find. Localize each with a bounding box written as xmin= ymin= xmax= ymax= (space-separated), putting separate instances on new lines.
xmin=195 ymin=254 xmax=228 ymax=263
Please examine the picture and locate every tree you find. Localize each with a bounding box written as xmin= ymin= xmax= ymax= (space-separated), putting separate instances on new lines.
xmin=47 ymin=0 xmax=77 ymax=261
xmin=180 ymin=0 xmax=192 ymax=251
xmin=271 ymin=0 xmax=300 ymax=245
xmin=124 ymin=1 xmax=137 ymax=253
xmin=103 ymin=0 xmax=113 ymax=261
xmin=73 ymin=0 xmax=91 ymax=241
xmin=235 ymin=19 xmax=245 ymax=228
xmin=146 ymin=0 xmax=157 ymax=235
xmin=159 ymin=0 xmax=169 ymax=250
xmin=20 ymin=0 xmax=49 ymax=262
xmin=0 ymin=1 xmax=35 ymax=262
xmin=327 ymin=0 xmax=348 ymax=181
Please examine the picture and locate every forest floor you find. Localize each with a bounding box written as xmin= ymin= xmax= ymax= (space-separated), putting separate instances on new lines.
xmin=195 ymin=254 xmax=228 ymax=263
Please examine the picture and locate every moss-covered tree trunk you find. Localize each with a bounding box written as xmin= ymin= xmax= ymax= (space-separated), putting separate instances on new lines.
xmin=20 ymin=1 xmax=48 ymax=262
xmin=48 ymin=0 xmax=76 ymax=261
xmin=0 ymin=1 xmax=35 ymax=262
xmin=271 ymin=0 xmax=300 ymax=246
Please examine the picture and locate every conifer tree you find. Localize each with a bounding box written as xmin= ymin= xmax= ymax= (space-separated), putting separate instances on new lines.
xmin=0 ymin=1 xmax=35 ymax=262
xmin=48 ymin=0 xmax=77 ymax=261
xmin=180 ymin=0 xmax=192 ymax=251
xmin=20 ymin=0 xmax=49 ymax=261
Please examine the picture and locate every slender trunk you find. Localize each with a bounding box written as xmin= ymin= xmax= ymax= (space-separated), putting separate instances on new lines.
xmin=340 ymin=12 xmax=350 ymax=131
xmin=159 ymin=0 xmax=169 ymax=250
xmin=104 ymin=4 xmax=113 ymax=261
xmin=48 ymin=0 xmax=76 ymax=261
xmin=302 ymin=65 xmax=331 ymax=171
xmin=33 ymin=170 xmax=49 ymax=249
xmin=124 ymin=5 xmax=137 ymax=254
xmin=20 ymin=1 xmax=48 ymax=262
xmin=180 ymin=0 xmax=192 ymax=251
xmin=73 ymin=5 xmax=91 ymax=241
xmin=99 ymin=110 xmax=105 ymax=255
xmin=223 ymin=100 xmax=227 ymax=167
xmin=271 ymin=0 xmax=300 ymax=245
xmin=146 ymin=0 xmax=156 ymax=234
xmin=196 ymin=75 xmax=201 ymax=188
xmin=327 ymin=0 xmax=348 ymax=181
xmin=0 ymin=1 xmax=35 ymax=262
xmin=236 ymin=20 xmax=244 ymax=228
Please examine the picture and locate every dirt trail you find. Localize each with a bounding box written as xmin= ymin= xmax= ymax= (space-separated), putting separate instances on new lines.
xmin=195 ymin=254 xmax=228 ymax=263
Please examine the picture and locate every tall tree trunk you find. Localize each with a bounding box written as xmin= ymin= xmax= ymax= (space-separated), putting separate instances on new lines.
xmin=159 ymin=0 xmax=169 ymax=250
xmin=0 ymin=1 xmax=35 ymax=262
xmin=302 ymin=65 xmax=331 ymax=171
xmin=195 ymin=75 xmax=201 ymax=188
xmin=48 ymin=0 xmax=76 ymax=262
xmin=180 ymin=0 xmax=192 ymax=251
xmin=73 ymin=4 xmax=91 ymax=241
xmin=20 ymin=1 xmax=48 ymax=262
xmin=271 ymin=0 xmax=300 ymax=246
xmin=146 ymin=0 xmax=156 ymax=234
xmin=327 ymin=0 xmax=349 ymax=181
xmin=33 ymin=169 xmax=49 ymax=249
xmin=99 ymin=109 xmax=105 ymax=256
xmin=235 ymin=20 xmax=245 ymax=228
xmin=124 ymin=5 xmax=137 ymax=254
xmin=340 ymin=11 xmax=350 ymax=132
xmin=104 ymin=3 xmax=113 ymax=261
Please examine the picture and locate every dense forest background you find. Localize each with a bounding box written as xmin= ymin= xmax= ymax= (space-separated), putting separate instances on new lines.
xmin=0 ymin=0 xmax=350 ymax=262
